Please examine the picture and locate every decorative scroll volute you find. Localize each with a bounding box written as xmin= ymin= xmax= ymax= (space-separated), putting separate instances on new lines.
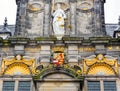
xmin=83 ymin=54 xmax=119 ymax=75
xmin=1 ymin=55 xmax=35 ymax=75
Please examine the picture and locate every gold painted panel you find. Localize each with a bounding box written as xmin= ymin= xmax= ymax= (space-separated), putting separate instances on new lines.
xmin=4 ymin=63 xmax=31 ymax=75
xmin=107 ymin=46 xmax=120 ymax=51
xmin=52 ymin=46 xmax=65 ymax=52
xmin=79 ymin=47 xmax=95 ymax=52
xmin=87 ymin=63 xmax=115 ymax=75
xmin=84 ymin=54 xmax=119 ymax=75
xmin=1 ymin=55 xmax=35 ymax=75
xmin=25 ymin=46 xmax=41 ymax=53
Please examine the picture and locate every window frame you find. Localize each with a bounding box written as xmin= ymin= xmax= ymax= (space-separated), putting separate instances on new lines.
xmin=103 ymin=81 xmax=117 ymax=91
xmin=2 ymin=81 xmax=15 ymax=91
xmin=85 ymin=77 xmax=117 ymax=91
xmin=1 ymin=77 xmax=32 ymax=91
xmin=18 ymin=81 xmax=31 ymax=91
xmin=87 ymin=81 xmax=100 ymax=91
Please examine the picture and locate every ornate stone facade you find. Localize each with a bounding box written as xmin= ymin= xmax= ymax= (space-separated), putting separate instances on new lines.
xmin=0 ymin=0 xmax=120 ymax=91
xmin=15 ymin=0 xmax=106 ymax=38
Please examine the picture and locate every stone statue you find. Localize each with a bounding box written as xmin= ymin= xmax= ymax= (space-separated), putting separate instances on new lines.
xmin=52 ymin=3 xmax=66 ymax=39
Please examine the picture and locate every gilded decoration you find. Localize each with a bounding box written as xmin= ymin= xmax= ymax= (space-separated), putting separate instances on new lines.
xmin=52 ymin=46 xmax=65 ymax=66
xmin=79 ymin=47 xmax=95 ymax=52
xmin=33 ymin=64 xmax=82 ymax=80
xmin=1 ymin=55 xmax=35 ymax=75
xmin=107 ymin=46 xmax=120 ymax=51
xmin=53 ymin=53 xmax=64 ymax=66
xmin=4 ymin=63 xmax=31 ymax=75
xmin=52 ymin=46 xmax=64 ymax=52
xmin=83 ymin=54 xmax=118 ymax=76
xmin=25 ymin=46 xmax=41 ymax=53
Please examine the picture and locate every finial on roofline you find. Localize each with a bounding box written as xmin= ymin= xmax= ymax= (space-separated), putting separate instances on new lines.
xmin=4 ymin=17 xmax=8 ymax=28
xmin=118 ymin=16 xmax=120 ymax=25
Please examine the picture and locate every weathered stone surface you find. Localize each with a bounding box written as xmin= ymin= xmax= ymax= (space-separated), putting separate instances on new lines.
xmin=1 ymin=0 xmax=120 ymax=91
xmin=15 ymin=0 xmax=106 ymax=38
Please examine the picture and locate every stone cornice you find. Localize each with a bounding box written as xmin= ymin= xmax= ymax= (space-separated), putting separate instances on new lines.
xmin=0 ymin=37 xmax=119 ymax=46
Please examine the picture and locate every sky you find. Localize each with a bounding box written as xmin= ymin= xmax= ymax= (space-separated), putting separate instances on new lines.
xmin=0 ymin=0 xmax=120 ymax=25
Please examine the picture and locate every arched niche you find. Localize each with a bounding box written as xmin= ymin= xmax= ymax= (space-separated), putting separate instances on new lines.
xmin=33 ymin=63 xmax=84 ymax=91
xmin=4 ymin=63 xmax=31 ymax=75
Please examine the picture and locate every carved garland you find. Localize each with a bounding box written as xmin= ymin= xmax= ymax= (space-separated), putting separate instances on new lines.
xmin=33 ymin=64 xmax=82 ymax=80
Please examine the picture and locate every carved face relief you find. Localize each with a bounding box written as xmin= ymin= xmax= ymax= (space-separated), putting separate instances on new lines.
xmin=16 ymin=55 xmax=22 ymax=60
xmin=97 ymin=54 xmax=104 ymax=60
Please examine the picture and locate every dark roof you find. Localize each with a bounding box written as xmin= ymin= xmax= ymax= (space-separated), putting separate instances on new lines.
xmin=105 ymin=23 xmax=118 ymax=37
xmin=0 ymin=25 xmax=15 ymax=36
xmin=0 ymin=18 xmax=15 ymax=36
xmin=0 ymin=18 xmax=12 ymax=35
xmin=113 ymin=31 xmax=120 ymax=38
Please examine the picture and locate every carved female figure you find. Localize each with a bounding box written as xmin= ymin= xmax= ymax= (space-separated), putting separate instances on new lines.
xmin=52 ymin=3 xmax=66 ymax=36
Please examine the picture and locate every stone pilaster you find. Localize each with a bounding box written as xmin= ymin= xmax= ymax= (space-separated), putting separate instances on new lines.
xmin=100 ymin=0 xmax=106 ymax=35
xmin=44 ymin=1 xmax=51 ymax=37
xmin=0 ymin=80 xmax=3 ymax=91
xmin=70 ymin=2 xmax=76 ymax=36
xmin=14 ymin=80 xmax=19 ymax=91
xmin=40 ymin=45 xmax=51 ymax=62
xmin=68 ymin=45 xmax=78 ymax=62
xmin=15 ymin=1 xmax=21 ymax=36
xmin=15 ymin=0 xmax=28 ymax=36
xmin=94 ymin=0 xmax=101 ymax=36
xmin=20 ymin=1 xmax=27 ymax=36
xmin=94 ymin=0 xmax=106 ymax=36
xmin=116 ymin=79 xmax=120 ymax=91
xmin=100 ymin=80 xmax=104 ymax=91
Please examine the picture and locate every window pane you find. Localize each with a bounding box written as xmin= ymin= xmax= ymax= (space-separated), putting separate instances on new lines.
xmin=2 ymin=81 xmax=15 ymax=91
xmin=87 ymin=81 xmax=100 ymax=91
xmin=18 ymin=81 xmax=31 ymax=91
xmin=104 ymin=81 xmax=116 ymax=91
